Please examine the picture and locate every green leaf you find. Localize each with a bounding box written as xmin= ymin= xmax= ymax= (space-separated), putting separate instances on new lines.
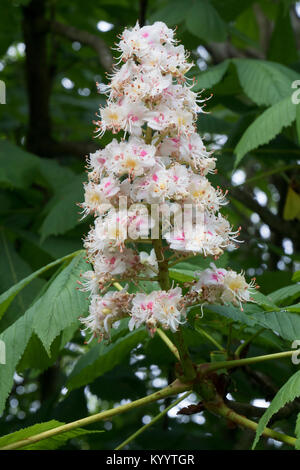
xmin=0 ymin=140 xmax=39 ymax=189
xmin=234 ymin=59 xmax=299 ymax=106
xmin=32 ymin=252 xmax=89 ymax=355
xmin=292 ymin=271 xmax=300 ymax=283
xmin=0 ymin=420 xmax=103 ymax=450
xmin=286 ymin=303 xmax=300 ymax=313
xmin=252 ymin=310 xmax=300 ymax=342
xmin=149 ymin=0 xmax=188 ymax=26
xmin=296 ymin=413 xmax=300 ymax=450
xmin=186 ymin=0 xmax=227 ymax=42
xmin=0 ymin=140 xmax=75 ymax=193
xmin=268 ymin=284 xmax=300 ymax=306
xmin=230 ymin=6 xmax=259 ymax=50
xmin=193 ymin=60 xmax=230 ymax=91
xmin=0 ymin=305 xmax=35 ymax=414
xmin=0 ymin=229 xmax=36 ymax=314
xmin=67 ymin=328 xmax=147 ymax=391
xmin=207 ymin=305 xmax=300 ymax=341
xmin=252 ymin=370 xmax=300 ymax=449
xmin=39 ymin=174 xmax=85 ymax=239
xmin=0 ymin=250 xmax=83 ymax=321
xmin=267 ymin=3 xmax=298 ymax=65
xmin=211 ymin=0 xmax=255 ymax=21
xmin=250 ymin=290 xmax=280 ymax=311
xmin=0 ymin=257 xmax=77 ymax=411
xmin=234 ymin=95 xmax=296 ymax=166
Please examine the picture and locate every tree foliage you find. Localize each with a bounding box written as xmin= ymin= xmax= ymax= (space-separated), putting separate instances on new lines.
xmin=0 ymin=0 xmax=300 ymax=451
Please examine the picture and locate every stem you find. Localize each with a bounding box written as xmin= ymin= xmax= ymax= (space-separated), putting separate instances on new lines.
xmin=196 ymin=327 xmax=225 ymax=352
xmin=202 ymin=350 xmax=295 ymax=373
xmin=157 ymin=328 xmax=180 ymax=360
xmin=115 ymin=391 xmax=191 ymax=450
xmin=174 ymin=327 xmax=196 ymax=381
xmin=235 ymin=328 xmax=265 ymax=358
xmin=226 ymin=321 xmax=233 ymax=353
xmin=145 ymin=126 xmax=152 ymax=144
xmin=213 ymin=402 xmax=296 ymax=448
xmin=152 ymin=238 xmax=170 ymax=290
xmin=0 ymin=380 xmax=189 ymax=450
xmin=152 ymin=238 xmax=195 ymax=381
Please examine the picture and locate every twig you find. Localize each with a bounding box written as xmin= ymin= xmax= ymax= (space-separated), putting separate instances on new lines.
xmin=115 ymin=391 xmax=191 ymax=450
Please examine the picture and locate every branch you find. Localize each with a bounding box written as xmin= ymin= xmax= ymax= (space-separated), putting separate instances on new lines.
xmin=115 ymin=391 xmax=191 ymax=450
xmin=201 ymin=350 xmax=295 ymax=373
xmin=213 ymin=401 xmax=296 ymax=448
xmin=51 ymin=21 xmax=113 ymax=71
xmin=0 ymin=380 xmax=190 ymax=450
xmin=228 ymin=399 xmax=300 ymax=427
xmin=139 ymin=0 xmax=148 ymax=27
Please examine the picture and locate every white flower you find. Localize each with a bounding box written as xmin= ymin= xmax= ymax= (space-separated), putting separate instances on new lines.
xmin=129 ymin=287 xmax=185 ymax=333
xmin=80 ymin=21 xmax=251 ymax=342
xmin=80 ymin=290 xmax=130 ymax=341
xmin=192 ymin=263 xmax=256 ymax=310
xmin=104 ymin=137 xmax=156 ymax=177
xmin=81 ymin=177 xmax=120 ymax=217
xmin=139 ymin=249 xmax=158 ymax=277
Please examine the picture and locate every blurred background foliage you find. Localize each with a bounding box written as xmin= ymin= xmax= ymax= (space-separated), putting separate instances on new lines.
xmin=0 ymin=0 xmax=300 ymax=450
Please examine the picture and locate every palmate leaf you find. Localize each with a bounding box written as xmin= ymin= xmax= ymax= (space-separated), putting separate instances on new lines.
xmin=0 ymin=252 xmax=88 ymax=414
xmin=0 ymin=250 xmax=83 ymax=321
xmin=0 ymin=304 xmax=35 ymax=414
xmin=0 ymin=229 xmax=44 ymax=322
xmin=193 ymin=60 xmax=230 ymax=91
xmin=67 ymin=328 xmax=147 ymax=391
xmin=149 ymin=0 xmax=188 ymax=26
xmin=268 ymin=284 xmax=300 ymax=306
xmin=267 ymin=3 xmax=298 ymax=65
xmin=150 ymin=0 xmax=227 ymax=42
xmin=286 ymin=303 xmax=300 ymax=313
xmin=0 ymin=420 xmax=103 ymax=450
xmin=206 ymin=305 xmax=300 ymax=341
xmin=0 ymin=140 xmax=75 ymax=192
xmin=0 ymin=140 xmax=39 ymax=190
xmin=185 ymin=0 xmax=227 ymax=42
xmin=252 ymin=370 xmax=300 ymax=449
xmin=211 ymin=0 xmax=256 ymax=21
xmin=234 ymin=95 xmax=296 ymax=166
xmin=233 ymin=59 xmax=299 ymax=106
xmin=39 ymin=173 xmax=86 ymax=239
xmin=32 ymin=252 xmax=89 ymax=355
